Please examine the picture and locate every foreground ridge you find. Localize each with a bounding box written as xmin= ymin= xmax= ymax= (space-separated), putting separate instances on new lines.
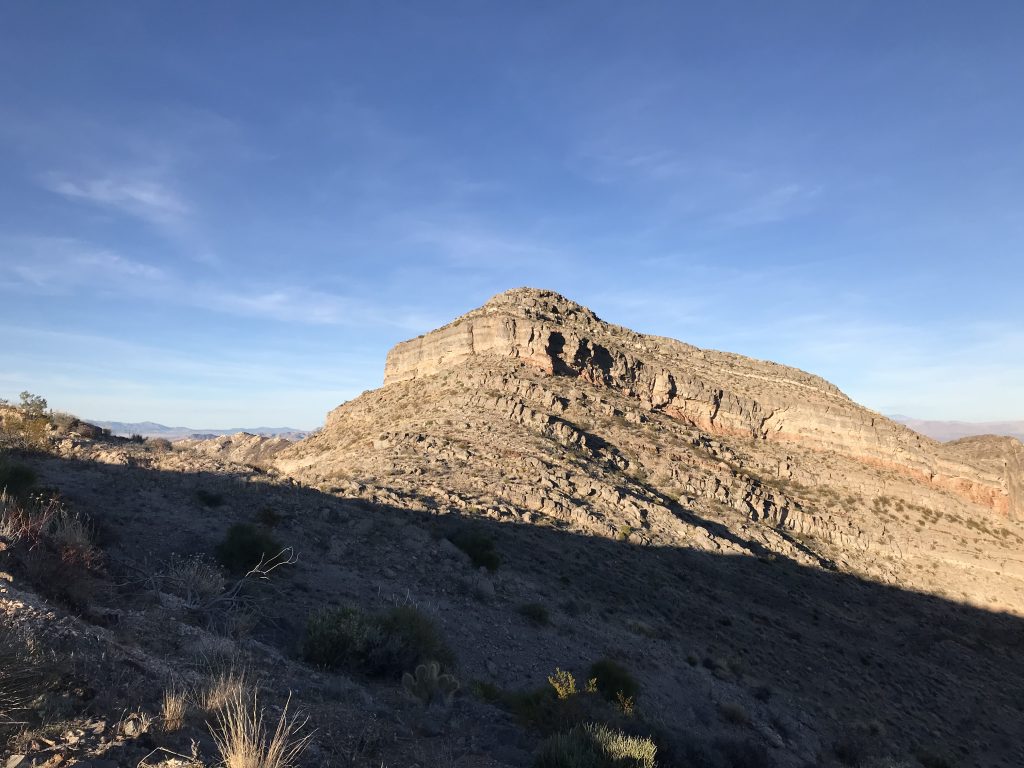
xmin=2 ymin=289 xmax=1022 ymax=768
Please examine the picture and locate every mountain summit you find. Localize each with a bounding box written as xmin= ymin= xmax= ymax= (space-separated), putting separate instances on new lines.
xmin=278 ymin=287 xmax=1022 ymax=591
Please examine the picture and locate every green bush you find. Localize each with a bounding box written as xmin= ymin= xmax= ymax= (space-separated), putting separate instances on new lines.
xmin=303 ymin=604 xmax=453 ymax=677
xmin=0 ymin=462 xmax=37 ymax=498
xmin=588 ymin=658 xmax=640 ymax=701
xmin=214 ymin=523 xmax=282 ymax=574
xmin=449 ymin=529 xmax=500 ymax=571
xmin=377 ymin=606 xmax=455 ymax=672
xmin=303 ymin=606 xmax=380 ymax=670
xmin=477 ymin=678 xmax=611 ymax=736
xmin=535 ymin=722 xmax=657 ymax=768
xmin=18 ymin=392 xmax=47 ymax=418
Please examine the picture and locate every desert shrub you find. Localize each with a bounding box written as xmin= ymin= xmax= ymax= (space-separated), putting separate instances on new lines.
xmin=197 ymin=489 xmax=226 ymax=508
xmin=1 ymin=494 xmax=99 ymax=610
xmin=255 ymin=506 xmax=283 ymax=528
xmin=215 ymin=523 xmax=283 ymax=574
xmin=21 ymin=546 xmax=98 ymax=610
xmin=519 ymin=602 xmax=550 ymax=626
xmin=535 ymin=722 xmax=657 ymax=768
xmin=479 ymin=673 xmax=620 ymax=738
xmin=0 ymin=462 xmax=37 ymax=498
xmin=616 ymin=691 xmax=635 ymax=718
xmin=548 ymin=668 xmax=577 ymax=700
xmin=161 ymin=553 xmax=228 ymax=606
xmin=47 ymin=411 xmax=77 ymax=434
xmin=18 ymin=392 xmax=47 ymax=417
xmin=0 ymin=490 xmax=58 ymax=545
xmin=129 ymin=433 xmax=146 ymax=443
xmin=448 ymin=529 xmax=500 ymax=571
xmin=377 ymin=605 xmax=455 ymax=672
xmin=588 ymin=658 xmax=640 ymax=701
xmin=303 ymin=604 xmax=453 ymax=677
xmin=303 ymin=606 xmax=378 ymax=671
xmin=49 ymin=509 xmax=100 ymax=568
xmin=146 ymin=437 xmax=173 ymax=452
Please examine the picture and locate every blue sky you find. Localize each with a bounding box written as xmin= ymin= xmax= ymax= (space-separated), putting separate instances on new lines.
xmin=2 ymin=2 xmax=1022 ymax=428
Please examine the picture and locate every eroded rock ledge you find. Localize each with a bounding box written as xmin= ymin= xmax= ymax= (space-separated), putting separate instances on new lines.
xmin=383 ymin=288 xmax=1019 ymax=519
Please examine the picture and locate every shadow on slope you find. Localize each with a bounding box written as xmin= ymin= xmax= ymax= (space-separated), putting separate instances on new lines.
xmin=13 ymin=448 xmax=1024 ymax=768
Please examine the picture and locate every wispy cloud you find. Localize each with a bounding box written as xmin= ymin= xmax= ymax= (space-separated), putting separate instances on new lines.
xmin=0 ymin=236 xmax=432 ymax=331
xmin=718 ymin=183 xmax=822 ymax=227
xmin=403 ymin=216 xmax=567 ymax=269
xmin=41 ymin=172 xmax=189 ymax=228
xmin=2 ymin=236 xmax=167 ymax=292
xmin=201 ymin=284 xmax=432 ymax=330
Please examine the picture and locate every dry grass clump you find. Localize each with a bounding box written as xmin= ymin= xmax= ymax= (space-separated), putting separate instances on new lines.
xmin=0 ymin=490 xmax=58 ymax=545
xmin=161 ymin=553 xmax=228 ymax=608
xmin=1 ymin=492 xmax=100 ymax=610
xmin=535 ymin=722 xmax=657 ymax=768
xmin=210 ymin=688 xmax=310 ymax=768
xmin=197 ymin=669 xmax=251 ymax=715
xmin=49 ymin=509 xmax=100 ymax=567
xmin=160 ymin=687 xmax=189 ymax=732
xmin=0 ymin=624 xmax=47 ymax=729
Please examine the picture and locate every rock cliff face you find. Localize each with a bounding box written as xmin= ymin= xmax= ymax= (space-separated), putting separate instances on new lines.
xmin=277 ymin=288 xmax=1024 ymax=613
xmin=383 ymin=288 xmax=1018 ymax=520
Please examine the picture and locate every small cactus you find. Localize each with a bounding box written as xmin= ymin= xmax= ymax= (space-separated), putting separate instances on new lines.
xmin=402 ymin=661 xmax=459 ymax=708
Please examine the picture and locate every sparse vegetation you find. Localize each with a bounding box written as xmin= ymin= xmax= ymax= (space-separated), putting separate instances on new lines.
xmin=210 ymin=688 xmax=310 ymax=768
xmin=0 ymin=461 xmax=37 ymax=498
xmin=402 ymin=661 xmax=459 ymax=708
xmin=0 ymin=624 xmax=49 ymax=733
xmin=197 ymin=488 xmax=226 ymax=508
xmin=215 ymin=523 xmax=284 ymax=574
xmin=588 ymin=658 xmax=639 ymax=702
xmin=159 ymin=686 xmax=188 ymax=732
xmin=1 ymin=491 xmax=100 ymax=610
xmin=548 ymin=667 xmax=577 ymax=700
xmin=18 ymin=392 xmax=48 ymax=418
xmin=535 ymin=722 xmax=657 ymax=768
xmin=448 ymin=528 xmax=500 ymax=571
xmin=303 ymin=604 xmax=454 ymax=677
xmin=197 ymin=669 xmax=252 ymax=715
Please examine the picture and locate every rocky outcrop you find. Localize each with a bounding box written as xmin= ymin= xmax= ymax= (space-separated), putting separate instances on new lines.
xmin=382 ymin=288 xmax=1018 ymax=519
xmin=943 ymin=435 xmax=1024 ymax=522
xmin=184 ymin=432 xmax=294 ymax=467
xmin=276 ymin=287 xmax=1024 ymax=617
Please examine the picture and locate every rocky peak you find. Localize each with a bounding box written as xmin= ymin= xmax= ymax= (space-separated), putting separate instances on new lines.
xmin=379 ymin=288 xmax=1019 ymax=520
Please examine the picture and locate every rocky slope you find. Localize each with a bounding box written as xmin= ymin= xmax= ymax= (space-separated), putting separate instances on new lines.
xmin=279 ymin=288 xmax=1024 ymax=608
xmin=3 ymin=290 xmax=1024 ymax=768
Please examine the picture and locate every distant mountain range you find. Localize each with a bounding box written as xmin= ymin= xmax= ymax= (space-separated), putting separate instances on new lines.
xmin=890 ymin=415 xmax=1024 ymax=443
xmin=88 ymin=420 xmax=310 ymax=441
